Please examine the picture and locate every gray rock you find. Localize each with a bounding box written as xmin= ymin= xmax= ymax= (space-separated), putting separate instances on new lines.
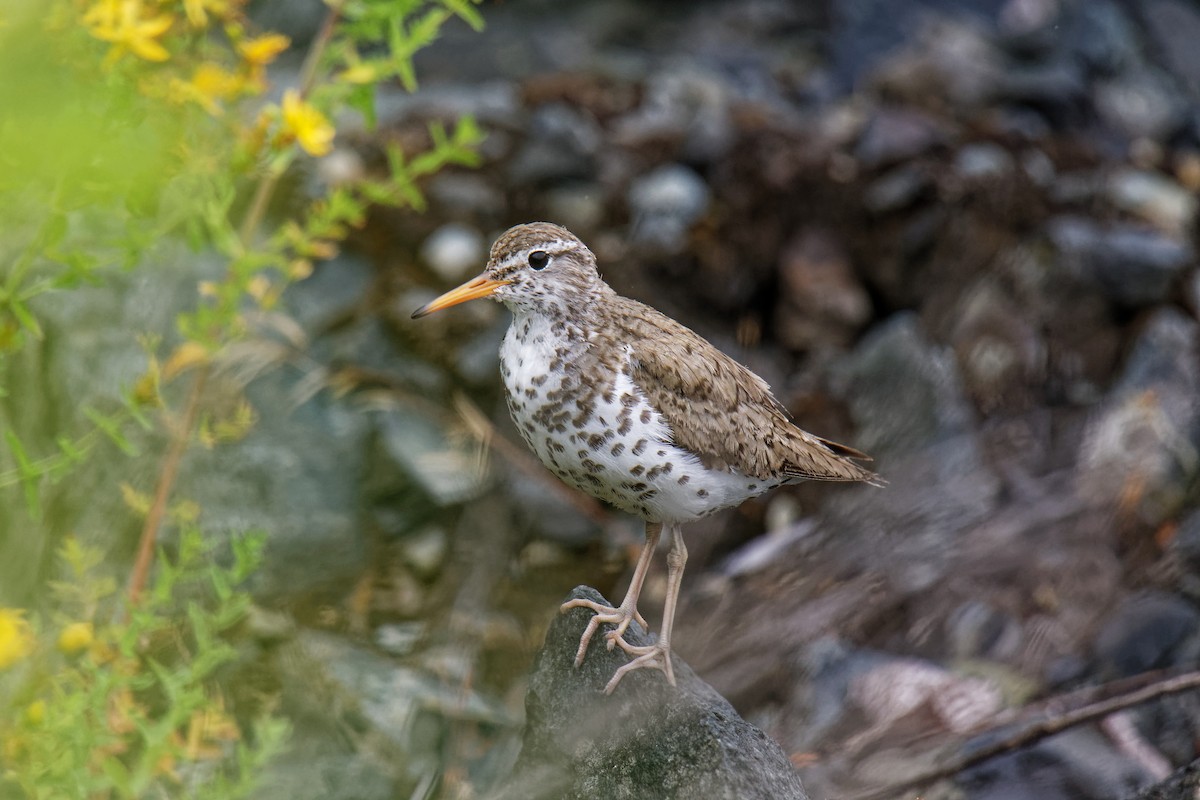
xmin=773 ymin=229 xmax=872 ymax=350
xmin=178 ymin=372 xmax=372 ymax=603
xmin=1106 ymin=169 xmax=1197 ymax=237
xmin=961 ymin=725 xmax=1156 ymax=800
xmin=612 ymin=63 xmax=736 ymax=162
xmin=1048 ymin=216 xmax=1193 ymax=307
xmin=373 ymin=80 xmax=521 ymax=129
xmin=1092 ymin=591 xmax=1200 ymax=679
xmin=1130 ymin=759 xmax=1200 ymax=800
xmin=863 ymin=164 xmax=931 ymax=213
xmin=284 ymin=251 xmax=374 ymax=330
xmin=855 ymin=107 xmax=949 ymax=168
xmin=491 ymin=586 xmax=808 ymax=800
xmin=627 ymin=164 xmax=710 ymax=253
xmin=1060 ymin=0 xmax=1140 ymax=74
xmin=508 ymin=103 xmax=602 ymax=186
xmin=1078 ymin=309 xmax=1200 ymax=525
xmin=1095 ymin=69 xmax=1189 ymax=143
xmin=421 ymin=222 xmax=486 ymax=281
xmin=543 ymin=182 xmax=606 ymax=233
xmin=997 ymin=59 xmax=1090 ymax=119
xmin=266 ymin=628 xmax=519 ymax=800
xmin=834 ymin=313 xmax=977 ymax=458
xmin=428 ymin=173 xmax=505 ymax=218
xmin=955 ymin=142 xmax=1015 ymax=178
xmin=1141 ymin=0 xmax=1200 ymax=101
xmin=374 ymin=405 xmax=489 ymax=507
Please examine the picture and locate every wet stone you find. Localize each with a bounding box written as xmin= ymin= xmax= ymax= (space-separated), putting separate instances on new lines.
xmin=1049 ymin=216 xmax=1192 ymax=307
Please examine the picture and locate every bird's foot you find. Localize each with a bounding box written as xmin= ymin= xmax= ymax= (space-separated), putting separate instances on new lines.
xmin=603 ymin=641 xmax=675 ymax=695
xmin=559 ymin=597 xmax=648 ymax=668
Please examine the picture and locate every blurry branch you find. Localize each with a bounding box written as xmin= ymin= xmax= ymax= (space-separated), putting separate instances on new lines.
xmin=851 ymin=668 xmax=1200 ymax=800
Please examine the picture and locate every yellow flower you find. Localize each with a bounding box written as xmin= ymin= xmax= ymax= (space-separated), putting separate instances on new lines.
xmin=171 ymin=62 xmax=244 ymax=114
xmin=0 ymin=608 xmax=34 ymax=669
xmin=82 ymin=0 xmax=174 ymax=63
xmin=24 ymin=700 xmax=46 ymax=726
xmin=280 ymin=90 xmax=334 ymax=157
xmin=338 ymin=63 xmax=377 ymax=85
xmin=183 ymin=0 xmax=230 ymax=28
xmin=237 ymin=33 xmax=289 ymax=66
xmin=58 ymin=622 xmax=95 ymax=656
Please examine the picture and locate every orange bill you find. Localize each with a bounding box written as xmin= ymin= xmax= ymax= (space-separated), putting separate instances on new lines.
xmin=411 ymin=273 xmax=511 ymax=318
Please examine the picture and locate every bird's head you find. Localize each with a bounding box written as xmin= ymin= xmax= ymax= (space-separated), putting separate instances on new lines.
xmin=411 ymin=222 xmax=604 ymax=319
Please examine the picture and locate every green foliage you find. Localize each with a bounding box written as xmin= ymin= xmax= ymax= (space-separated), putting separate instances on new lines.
xmin=0 ymin=0 xmax=487 ymax=796
xmin=0 ymin=531 xmax=289 ymax=800
xmin=0 ymin=0 xmax=486 ymax=518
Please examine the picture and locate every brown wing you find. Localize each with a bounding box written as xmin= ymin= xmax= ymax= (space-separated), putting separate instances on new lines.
xmin=604 ymin=297 xmax=879 ymax=484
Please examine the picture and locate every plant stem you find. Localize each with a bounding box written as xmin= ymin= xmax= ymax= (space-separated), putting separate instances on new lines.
xmin=126 ymin=2 xmax=345 ymax=604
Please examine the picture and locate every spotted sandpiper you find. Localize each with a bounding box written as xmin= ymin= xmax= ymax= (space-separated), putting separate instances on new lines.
xmin=413 ymin=222 xmax=880 ymax=694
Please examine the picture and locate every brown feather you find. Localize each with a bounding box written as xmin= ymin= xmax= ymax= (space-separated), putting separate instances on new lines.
xmin=596 ymin=296 xmax=880 ymax=484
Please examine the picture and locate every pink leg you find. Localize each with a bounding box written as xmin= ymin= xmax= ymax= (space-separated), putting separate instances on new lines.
xmin=560 ymin=522 xmax=661 ymax=668
xmin=604 ymin=522 xmax=687 ymax=694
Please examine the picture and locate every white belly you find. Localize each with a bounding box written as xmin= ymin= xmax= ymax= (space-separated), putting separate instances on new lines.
xmin=498 ymin=311 xmax=775 ymax=523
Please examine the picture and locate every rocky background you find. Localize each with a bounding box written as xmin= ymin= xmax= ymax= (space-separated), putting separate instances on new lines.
xmin=9 ymin=0 xmax=1200 ymax=797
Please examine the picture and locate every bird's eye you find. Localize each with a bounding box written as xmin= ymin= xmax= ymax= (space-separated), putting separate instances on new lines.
xmin=527 ymin=250 xmax=549 ymax=270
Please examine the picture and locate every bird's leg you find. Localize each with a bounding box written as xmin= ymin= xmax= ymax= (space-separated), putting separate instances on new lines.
xmin=560 ymin=522 xmax=661 ymax=668
xmin=604 ymin=522 xmax=687 ymax=694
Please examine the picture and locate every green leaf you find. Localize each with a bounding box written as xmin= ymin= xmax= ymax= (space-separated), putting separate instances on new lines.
xmin=442 ymin=0 xmax=485 ymax=31
xmin=8 ymin=297 xmax=44 ymax=339
xmin=99 ymin=757 xmax=133 ymax=796
xmin=346 ymin=83 xmax=378 ymax=130
xmin=5 ymin=428 xmax=42 ymax=519
xmin=83 ymin=406 xmax=139 ymax=456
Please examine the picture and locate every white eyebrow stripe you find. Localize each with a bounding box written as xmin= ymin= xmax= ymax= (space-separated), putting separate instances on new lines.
xmin=495 ymin=239 xmax=578 ymax=272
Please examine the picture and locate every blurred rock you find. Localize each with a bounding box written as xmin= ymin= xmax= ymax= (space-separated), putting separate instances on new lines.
xmin=508 ymin=103 xmax=601 ymax=186
xmin=1078 ymin=309 xmax=1200 ymax=525
xmin=491 ymin=586 xmax=808 ymax=800
xmin=947 ymin=600 xmax=1022 ymax=661
xmin=612 ymin=62 xmax=735 ymax=162
xmin=855 ymin=107 xmax=950 ymax=168
xmin=373 ymin=405 xmax=489 ymax=508
xmin=1095 ymin=69 xmax=1189 ymax=143
xmin=956 ymin=142 xmax=1016 ymax=178
xmin=1049 ymin=216 xmax=1193 ymax=307
xmin=773 ymin=229 xmax=871 ymax=350
xmin=870 ymin=18 xmax=1005 ymax=109
xmin=627 ymin=163 xmax=710 ymax=253
xmin=1141 ymin=0 xmax=1200 ymax=101
xmin=421 ymin=222 xmax=487 ymax=281
xmin=374 ymin=80 xmax=521 ymax=129
xmin=266 ymin=628 xmax=518 ymax=800
xmin=543 ymin=182 xmax=605 ymax=233
xmin=1091 ymin=591 xmax=1200 ymax=679
xmin=375 ymin=622 xmax=424 ymax=656
xmin=399 ymin=526 xmax=448 ymax=580
xmin=428 ymin=173 xmax=506 ymax=217
xmin=1131 ymin=760 xmax=1200 ymax=800
xmin=285 ymin=252 xmax=374 ymax=330
xmin=863 ymin=164 xmax=931 ymax=213
xmin=180 ymin=374 xmax=372 ymax=602
xmin=836 ymin=313 xmax=977 ymax=457
xmin=1168 ymin=508 xmax=1200 ymax=601
xmin=1106 ymin=169 xmax=1197 ymax=237
xmin=1057 ymin=0 xmax=1140 ymax=74
xmin=959 ymin=726 xmax=1156 ymax=800
xmin=950 ymin=280 xmax=1045 ymax=412
xmin=997 ymin=60 xmax=1090 ymax=125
